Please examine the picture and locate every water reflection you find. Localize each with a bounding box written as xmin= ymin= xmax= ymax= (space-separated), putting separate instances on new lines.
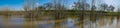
xmin=0 ymin=15 xmax=119 ymax=28
xmin=66 ymin=19 xmax=75 ymax=28
xmin=35 ymin=18 xmax=55 ymax=28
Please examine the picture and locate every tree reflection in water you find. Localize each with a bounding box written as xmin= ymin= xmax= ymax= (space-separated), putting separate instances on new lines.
xmin=0 ymin=15 xmax=119 ymax=28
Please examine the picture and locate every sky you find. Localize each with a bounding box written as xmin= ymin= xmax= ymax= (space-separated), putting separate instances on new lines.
xmin=103 ymin=0 xmax=120 ymax=11
xmin=0 ymin=0 xmax=26 ymax=11
xmin=0 ymin=0 xmax=120 ymax=11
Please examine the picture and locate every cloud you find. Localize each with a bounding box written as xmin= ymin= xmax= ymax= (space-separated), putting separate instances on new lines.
xmin=104 ymin=0 xmax=117 ymax=5
xmin=35 ymin=2 xmax=40 ymax=7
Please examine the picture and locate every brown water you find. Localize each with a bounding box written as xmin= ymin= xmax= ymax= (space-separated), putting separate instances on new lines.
xmin=0 ymin=15 xmax=119 ymax=28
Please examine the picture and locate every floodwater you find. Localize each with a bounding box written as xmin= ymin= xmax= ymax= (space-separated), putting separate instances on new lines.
xmin=0 ymin=15 xmax=119 ymax=28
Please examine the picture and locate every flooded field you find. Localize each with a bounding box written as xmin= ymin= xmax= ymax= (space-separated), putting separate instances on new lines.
xmin=1 ymin=0 xmax=120 ymax=28
xmin=0 ymin=15 xmax=119 ymax=28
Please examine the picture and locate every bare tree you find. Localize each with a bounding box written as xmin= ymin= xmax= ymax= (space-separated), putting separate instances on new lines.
xmin=78 ymin=0 xmax=86 ymax=28
xmin=51 ymin=0 xmax=69 ymax=27
xmin=24 ymin=0 xmax=38 ymax=28
xmin=100 ymin=3 xmax=108 ymax=11
xmin=52 ymin=0 xmax=67 ymax=20
xmin=73 ymin=0 xmax=82 ymax=10
xmin=24 ymin=0 xmax=37 ymax=18
xmin=44 ymin=3 xmax=53 ymax=10
xmin=107 ymin=5 xmax=115 ymax=12
xmin=90 ymin=0 xmax=97 ymax=22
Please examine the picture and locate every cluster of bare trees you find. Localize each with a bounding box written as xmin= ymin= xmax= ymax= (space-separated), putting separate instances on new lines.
xmin=72 ymin=0 xmax=116 ymax=28
xmin=52 ymin=0 xmax=68 ymax=20
xmin=23 ymin=0 xmax=118 ymax=27
xmin=23 ymin=0 xmax=116 ymax=17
